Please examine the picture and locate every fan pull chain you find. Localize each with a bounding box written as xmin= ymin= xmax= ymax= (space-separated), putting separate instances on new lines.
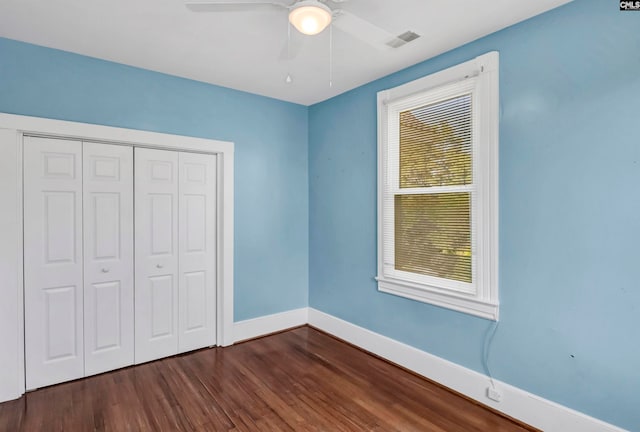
xmin=329 ymin=22 xmax=333 ymax=88
xmin=287 ymin=21 xmax=291 ymax=59
xmin=285 ymin=21 xmax=293 ymax=84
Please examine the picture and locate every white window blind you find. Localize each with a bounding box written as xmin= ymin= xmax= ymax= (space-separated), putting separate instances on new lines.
xmin=396 ymin=93 xmax=473 ymax=284
xmin=377 ymin=52 xmax=499 ymax=320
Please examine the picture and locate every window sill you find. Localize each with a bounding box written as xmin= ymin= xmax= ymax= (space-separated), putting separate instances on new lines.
xmin=376 ymin=276 xmax=499 ymax=321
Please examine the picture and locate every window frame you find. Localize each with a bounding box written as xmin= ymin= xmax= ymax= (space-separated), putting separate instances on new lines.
xmin=376 ymin=52 xmax=499 ymax=320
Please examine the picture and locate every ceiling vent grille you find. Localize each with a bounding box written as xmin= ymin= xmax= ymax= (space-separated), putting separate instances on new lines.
xmin=387 ymin=31 xmax=421 ymax=48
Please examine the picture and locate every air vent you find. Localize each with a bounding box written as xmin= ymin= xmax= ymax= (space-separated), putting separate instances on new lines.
xmin=387 ymin=31 xmax=421 ymax=48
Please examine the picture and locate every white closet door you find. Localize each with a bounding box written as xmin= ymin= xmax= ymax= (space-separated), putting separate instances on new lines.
xmin=135 ymin=148 xmax=179 ymax=364
xmin=83 ymin=142 xmax=134 ymax=376
xmin=178 ymin=152 xmax=217 ymax=353
xmin=24 ymin=136 xmax=84 ymax=389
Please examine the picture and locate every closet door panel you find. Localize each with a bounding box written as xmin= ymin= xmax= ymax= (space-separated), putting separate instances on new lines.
xmin=178 ymin=152 xmax=217 ymax=352
xmin=135 ymin=148 xmax=179 ymax=363
xmin=83 ymin=142 xmax=134 ymax=376
xmin=24 ymin=136 xmax=84 ymax=390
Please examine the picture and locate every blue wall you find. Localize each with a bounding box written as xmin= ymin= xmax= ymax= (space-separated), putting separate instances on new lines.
xmin=308 ymin=0 xmax=639 ymax=429
xmin=0 ymin=37 xmax=309 ymax=321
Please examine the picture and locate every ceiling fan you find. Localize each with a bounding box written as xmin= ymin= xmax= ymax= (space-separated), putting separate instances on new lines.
xmin=185 ymin=0 xmax=404 ymax=51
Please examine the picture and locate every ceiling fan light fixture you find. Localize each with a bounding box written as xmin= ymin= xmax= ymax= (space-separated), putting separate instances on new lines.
xmin=289 ymin=1 xmax=332 ymax=36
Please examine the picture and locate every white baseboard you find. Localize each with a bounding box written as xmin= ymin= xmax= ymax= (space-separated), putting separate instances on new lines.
xmin=307 ymin=308 xmax=627 ymax=432
xmin=233 ymin=308 xmax=308 ymax=343
xmin=234 ymin=307 xmax=625 ymax=431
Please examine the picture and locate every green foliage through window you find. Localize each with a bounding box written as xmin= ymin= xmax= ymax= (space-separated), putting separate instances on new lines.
xmin=399 ymin=94 xmax=472 ymax=188
xmin=395 ymin=94 xmax=473 ymax=283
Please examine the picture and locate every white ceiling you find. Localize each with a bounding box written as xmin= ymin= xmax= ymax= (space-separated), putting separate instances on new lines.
xmin=0 ymin=0 xmax=572 ymax=106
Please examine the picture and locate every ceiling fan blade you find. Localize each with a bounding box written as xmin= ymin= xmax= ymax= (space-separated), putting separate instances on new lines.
xmin=332 ymin=9 xmax=400 ymax=50
xmin=185 ymin=0 xmax=289 ymax=12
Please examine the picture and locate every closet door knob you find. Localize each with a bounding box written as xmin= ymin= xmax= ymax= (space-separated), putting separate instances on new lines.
xmin=101 ymin=268 xmax=110 ymax=273
xmin=156 ymin=264 xmax=164 ymax=269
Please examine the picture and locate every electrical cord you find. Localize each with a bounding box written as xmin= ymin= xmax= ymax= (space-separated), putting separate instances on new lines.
xmin=482 ymin=319 xmax=500 ymax=389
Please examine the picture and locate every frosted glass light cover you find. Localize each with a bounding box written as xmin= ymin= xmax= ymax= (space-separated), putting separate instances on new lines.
xmin=289 ymin=2 xmax=332 ymax=35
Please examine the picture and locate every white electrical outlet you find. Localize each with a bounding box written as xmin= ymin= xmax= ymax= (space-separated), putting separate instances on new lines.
xmin=486 ymin=386 xmax=503 ymax=402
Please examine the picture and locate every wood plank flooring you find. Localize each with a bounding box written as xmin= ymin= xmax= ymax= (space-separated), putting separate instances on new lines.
xmin=0 ymin=326 xmax=534 ymax=431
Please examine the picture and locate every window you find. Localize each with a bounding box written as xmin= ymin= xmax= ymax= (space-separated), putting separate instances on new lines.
xmin=377 ymin=52 xmax=499 ymax=320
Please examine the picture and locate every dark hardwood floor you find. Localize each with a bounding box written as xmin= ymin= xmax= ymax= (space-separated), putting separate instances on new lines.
xmin=0 ymin=326 xmax=534 ymax=431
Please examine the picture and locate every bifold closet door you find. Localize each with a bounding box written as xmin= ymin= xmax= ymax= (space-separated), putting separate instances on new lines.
xmin=178 ymin=152 xmax=217 ymax=353
xmin=135 ymin=148 xmax=179 ymax=364
xmin=24 ymin=137 xmax=84 ymax=390
xmin=83 ymin=142 xmax=134 ymax=376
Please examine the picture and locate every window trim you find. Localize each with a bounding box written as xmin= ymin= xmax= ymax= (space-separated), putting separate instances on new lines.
xmin=376 ymin=52 xmax=499 ymax=321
